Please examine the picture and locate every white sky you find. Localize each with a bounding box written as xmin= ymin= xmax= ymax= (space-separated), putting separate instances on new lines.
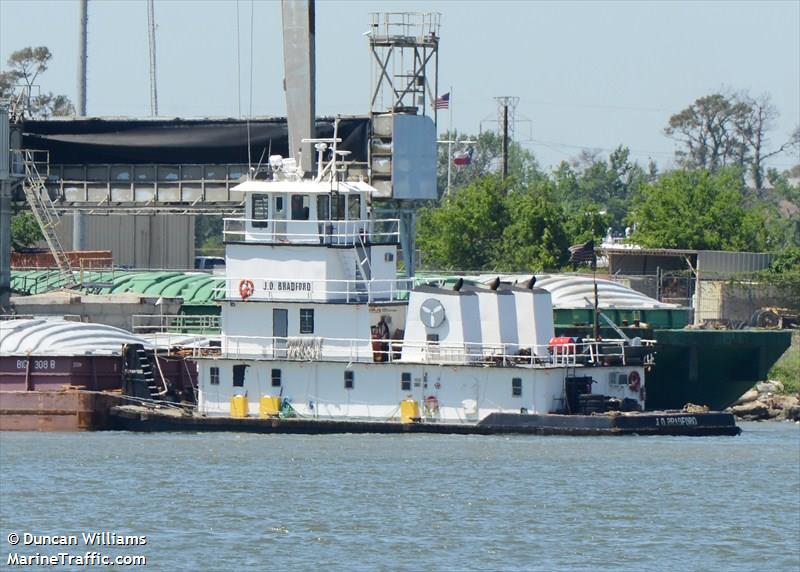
xmin=1 ymin=0 xmax=798 ymax=171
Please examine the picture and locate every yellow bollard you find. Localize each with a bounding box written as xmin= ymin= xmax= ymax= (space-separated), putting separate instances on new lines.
xmin=259 ymin=395 xmax=282 ymax=418
xmin=230 ymin=394 xmax=249 ymax=418
xmin=400 ymin=399 xmax=420 ymax=424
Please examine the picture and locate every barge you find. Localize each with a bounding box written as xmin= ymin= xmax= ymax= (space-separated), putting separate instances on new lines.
xmin=0 ymin=318 xmax=196 ymax=430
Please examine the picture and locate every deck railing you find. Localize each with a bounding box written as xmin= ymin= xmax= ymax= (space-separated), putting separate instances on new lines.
xmin=174 ymin=333 xmax=650 ymax=368
xmin=219 ymin=276 xmax=414 ymax=303
xmin=223 ymin=217 xmax=400 ymax=245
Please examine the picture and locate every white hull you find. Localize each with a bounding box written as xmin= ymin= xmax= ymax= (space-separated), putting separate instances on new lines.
xmin=197 ymin=358 xmax=644 ymax=423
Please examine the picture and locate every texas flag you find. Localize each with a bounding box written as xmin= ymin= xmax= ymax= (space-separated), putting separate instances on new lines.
xmin=453 ymin=147 xmax=473 ymax=167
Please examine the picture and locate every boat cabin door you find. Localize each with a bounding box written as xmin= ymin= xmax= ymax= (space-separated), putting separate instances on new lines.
xmin=273 ymin=308 xmax=288 ymax=358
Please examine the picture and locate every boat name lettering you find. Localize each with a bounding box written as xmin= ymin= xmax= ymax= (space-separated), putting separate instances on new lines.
xmin=15 ymin=359 xmax=57 ymax=370
xmin=655 ymin=416 xmax=698 ymax=427
xmin=266 ymin=281 xmax=312 ymax=292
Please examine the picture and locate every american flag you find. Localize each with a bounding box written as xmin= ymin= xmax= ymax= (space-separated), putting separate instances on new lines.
xmin=568 ymin=239 xmax=596 ymax=267
xmin=434 ymin=92 xmax=450 ymax=110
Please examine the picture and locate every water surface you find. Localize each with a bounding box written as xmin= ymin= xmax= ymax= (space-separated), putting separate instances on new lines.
xmin=1 ymin=422 xmax=798 ymax=571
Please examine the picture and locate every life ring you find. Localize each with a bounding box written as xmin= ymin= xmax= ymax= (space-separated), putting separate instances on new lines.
xmin=424 ymin=395 xmax=439 ymax=415
xmin=628 ymin=370 xmax=641 ymax=392
xmin=239 ymin=279 xmax=255 ymax=300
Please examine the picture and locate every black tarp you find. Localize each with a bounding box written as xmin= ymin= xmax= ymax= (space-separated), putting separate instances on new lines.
xmin=22 ymin=116 xmax=370 ymax=165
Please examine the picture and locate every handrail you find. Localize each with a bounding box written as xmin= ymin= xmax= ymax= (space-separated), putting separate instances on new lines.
xmin=183 ymin=333 xmax=650 ymax=369
xmin=222 ymin=217 xmax=400 ymax=245
xmin=218 ymin=276 xmax=414 ymax=303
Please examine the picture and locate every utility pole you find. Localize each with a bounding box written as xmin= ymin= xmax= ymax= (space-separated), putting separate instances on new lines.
xmin=494 ymin=96 xmax=518 ymax=180
xmin=77 ymin=0 xmax=88 ymax=115
xmin=147 ymin=0 xmax=158 ymax=116
xmin=73 ymin=0 xmax=89 ymax=252
xmin=1 ymin=107 xmax=11 ymax=311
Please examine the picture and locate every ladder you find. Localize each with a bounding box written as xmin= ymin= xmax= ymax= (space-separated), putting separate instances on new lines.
xmin=22 ymin=153 xmax=78 ymax=288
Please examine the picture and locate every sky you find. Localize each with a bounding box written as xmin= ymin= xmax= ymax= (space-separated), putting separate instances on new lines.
xmin=1 ymin=0 xmax=798 ymax=171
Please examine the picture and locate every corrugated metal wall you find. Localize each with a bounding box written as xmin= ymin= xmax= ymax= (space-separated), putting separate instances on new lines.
xmin=698 ymin=251 xmax=775 ymax=278
xmin=54 ymin=214 xmax=195 ymax=269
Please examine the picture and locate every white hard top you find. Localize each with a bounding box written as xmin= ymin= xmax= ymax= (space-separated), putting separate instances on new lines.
xmin=478 ymin=274 xmax=680 ymax=310
xmin=232 ymin=179 xmax=376 ymax=195
xmin=0 ymin=318 xmax=154 ymax=356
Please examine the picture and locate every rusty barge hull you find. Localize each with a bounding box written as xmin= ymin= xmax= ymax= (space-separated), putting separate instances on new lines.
xmin=0 ymin=391 xmax=125 ymax=431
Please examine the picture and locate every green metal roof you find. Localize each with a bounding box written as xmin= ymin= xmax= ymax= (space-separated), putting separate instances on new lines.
xmin=11 ymin=270 xmax=224 ymax=305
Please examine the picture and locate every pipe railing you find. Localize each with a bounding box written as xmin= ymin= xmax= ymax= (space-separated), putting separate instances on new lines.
xmin=223 ymin=217 xmax=400 ymax=245
xmin=219 ymin=276 xmax=414 ymax=303
xmin=188 ymin=334 xmax=649 ymax=368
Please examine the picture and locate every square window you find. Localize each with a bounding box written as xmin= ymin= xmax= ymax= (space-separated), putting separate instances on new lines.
xmin=401 ymin=372 xmax=411 ymax=391
xmin=209 ymin=366 xmax=220 ymax=386
xmin=300 ymin=309 xmax=314 ymax=334
xmin=233 ymin=364 xmax=247 ymax=387
xmin=426 ymin=334 xmax=439 ymax=343
xmin=291 ymin=194 xmax=310 ymax=220
xmin=344 ymin=370 xmax=354 ymax=389
xmin=512 ymin=377 xmax=522 ymax=397
xmin=271 ymin=369 xmax=282 ymax=387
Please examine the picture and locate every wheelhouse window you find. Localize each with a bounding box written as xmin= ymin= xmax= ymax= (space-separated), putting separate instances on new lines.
xmin=271 ymin=369 xmax=282 ymax=387
xmin=401 ymin=372 xmax=411 ymax=391
xmin=332 ymin=194 xmax=346 ymax=219
xmin=299 ymin=309 xmax=315 ymax=334
xmin=233 ymin=364 xmax=247 ymax=387
xmin=209 ymin=366 xmax=220 ymax=385
xmin=251 ymin=194 xmax=269 ymax=228
xmin=291 ymin=194 xmax=310 ymax=220
xmin=274 ymin=196 xmax=285 ymax=214
xmin=317 ymin=195 xmax=330 ymax=220
xmin=348 ymin=195 xmax=361 ymax=219
xmin=512 ymin=377 xmax=522 ymax=397
xmin=344 ymin=370 xmax=354 ymax=389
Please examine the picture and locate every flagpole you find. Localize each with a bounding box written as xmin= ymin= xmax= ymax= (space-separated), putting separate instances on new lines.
xmin=447 ymin=86 xmax=453 ymax=196
xmin=593 ymin=253 xmax=599 ymax=342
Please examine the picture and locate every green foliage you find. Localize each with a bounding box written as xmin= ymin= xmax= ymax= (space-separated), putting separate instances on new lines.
xmin=497 ymin=182 xmax=571 ymax=270
xmin=552 ymin=146 xmax=650 ymax=232
xmin=749 ymin=246 xmax=800 ymax=304
xmin=768 ymin=335 xmax=799 ymax=394
xmin=630 ymin=167 xmax=772 ymax=250
xmin=762 ymin=168 xmax=800 ymax=248
xmin=10 ymin=211 xmax=43 ymax=249
xmin=417 ymin=176 xmax=509 ymax=270
xmin=194 ymin=216 xmax=224 ymax=255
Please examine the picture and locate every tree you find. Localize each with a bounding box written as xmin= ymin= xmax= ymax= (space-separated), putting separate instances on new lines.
xmin=1 ymin=46 xmax=74 ymax=118
xmin=497 ymin=182 xmax=571 ymax=270
xmin=665 ymin=93 xmax=750 ymax=173
xmin=10 ymin=211 xmax=43 ymax=250
xmin=630 ymin=167 xmax=772 ymax=251
xmin=733 ymin=94 xmax=799 ymax=190
xmin=552 ymin=146 xmax=649 ymax=233
xmin=666 ymin=92 xmax=797 ymax=189
xmin=417 ymin=176 xmax=509 ymax=270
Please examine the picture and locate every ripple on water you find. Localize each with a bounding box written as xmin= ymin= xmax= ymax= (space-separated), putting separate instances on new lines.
xmin=1 ymin=425 xmax=798 ymax=571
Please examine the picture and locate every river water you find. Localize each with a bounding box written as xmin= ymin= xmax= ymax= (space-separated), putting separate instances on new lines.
xmin=1 ymin=422 xmax=798 ymax=571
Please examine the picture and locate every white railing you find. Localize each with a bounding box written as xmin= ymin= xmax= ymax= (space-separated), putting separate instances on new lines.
xmin=131 ymin=313 xmax=221 ymax=334
xmin=188 ymin=334 xmax=648 ymax=369
xmin=220 ymin=276 xmax=414 ymax=303
xmin=223 ymin=217 xmax=400 ymax=245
